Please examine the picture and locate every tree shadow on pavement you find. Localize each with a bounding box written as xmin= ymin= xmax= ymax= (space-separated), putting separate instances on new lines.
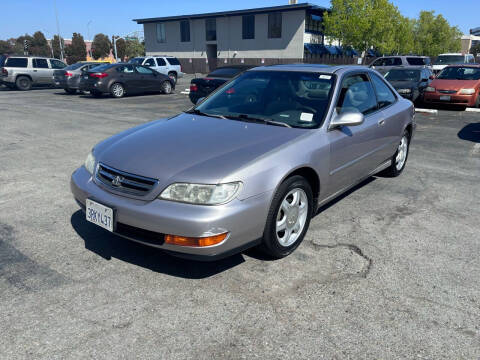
xmin=458 ymin=123 xmax=480 ymax=143
xmin=70 ymin=211 xmax=244 ymax=279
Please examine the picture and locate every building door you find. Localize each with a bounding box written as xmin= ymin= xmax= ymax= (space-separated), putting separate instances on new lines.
xmin=206 ymin=44 xmax=217 ymax=72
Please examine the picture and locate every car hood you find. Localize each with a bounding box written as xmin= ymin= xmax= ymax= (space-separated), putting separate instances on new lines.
xmin=95 ymin=113 xmax=308 ymax=189
xmin=389 ymin=80 xmax=418 ymax=89
xmin=430 ymin=79 xmax=479 ymax=90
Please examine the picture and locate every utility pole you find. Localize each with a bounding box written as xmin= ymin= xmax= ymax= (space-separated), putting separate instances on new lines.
xmin=54 ymin=0 xmax=64 ymax=60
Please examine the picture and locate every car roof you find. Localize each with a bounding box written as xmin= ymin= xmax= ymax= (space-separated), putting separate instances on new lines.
xmin=249 ymin=64 xmax=368 ymax=74
xmin=384 ymin=66 xmax=426 ymax=70
xmin=444 ymin=63 xmax=480 ymax=68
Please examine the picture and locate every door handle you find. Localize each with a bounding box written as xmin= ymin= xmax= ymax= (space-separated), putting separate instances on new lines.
xmin=378 ymin=119 xmax=385 ymax=126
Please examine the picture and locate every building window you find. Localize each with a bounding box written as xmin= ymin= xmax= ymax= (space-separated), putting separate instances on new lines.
xmin=242 ymin=15 xmax=255 ymax=39
xmin=156 ymin=23 xmax=166 ymax=43
xmin=205 ymin=18 xmax=216 ymax=41
xmin=305 ymin=14 xmax=323 ymax=34
xmin=180 ymin=20 xmax=190 ymax=42
xmin=268 ymin=12 xmax=282 ymax=39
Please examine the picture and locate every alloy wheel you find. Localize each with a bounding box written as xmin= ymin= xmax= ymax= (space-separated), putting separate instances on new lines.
xmin=112 ymin=83 xmax=124 ymax=98
xmin=395 ymin=135 xmax=408 ymax=171
xmin=276 ymin=188 xmax=309 ymax=247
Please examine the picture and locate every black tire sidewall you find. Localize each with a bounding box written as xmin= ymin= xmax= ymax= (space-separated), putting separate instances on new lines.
xmin=391 ymin=130 xmax=410 ymax=176
xmin=261 ymin=175 xmax=313 ymax=258
xmin=16 ymin=76 xmax=31 ymax=91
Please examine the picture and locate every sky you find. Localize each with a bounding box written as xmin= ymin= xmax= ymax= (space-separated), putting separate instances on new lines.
xmin=1 ymin=0 xmax=478 ymax=40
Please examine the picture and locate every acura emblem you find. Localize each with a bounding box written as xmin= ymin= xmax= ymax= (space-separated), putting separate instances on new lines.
xmin=111 ymin=175 xmax=123 ymax=187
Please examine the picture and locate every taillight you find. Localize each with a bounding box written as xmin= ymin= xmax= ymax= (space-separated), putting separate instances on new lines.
xmin=65 ymin=71 xmax=73 ymax=77
xmin=1 ymin=67 xmax=7 ymax=76
xmin=190 ymin=84 xmax=198 ymax=92
xmin=90 ymin=72 xmax=108 ymax=79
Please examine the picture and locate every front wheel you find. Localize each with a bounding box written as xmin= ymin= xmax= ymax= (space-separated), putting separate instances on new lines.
xmin=110 ymin=83 xmax=125 ymax=98
xmin=380 ymin=130 xmax=410 ymax=177
xmin=161 ymin=80 xmax=172 ymax=94
xmin=260 ymin=175 xmax=313 ymax=259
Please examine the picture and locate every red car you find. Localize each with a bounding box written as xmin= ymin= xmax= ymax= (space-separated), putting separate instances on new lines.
xmin=423 ymin=64 xmax=480 ymax=108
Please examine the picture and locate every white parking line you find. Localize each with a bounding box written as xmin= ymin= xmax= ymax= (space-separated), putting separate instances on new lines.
xmin=471 ymin=144 xmax=480 ymax=156
xmin=415 ymin=108 xmax=438 ymax=114
xmin=465 ymin=108 xmax=480 ymax=113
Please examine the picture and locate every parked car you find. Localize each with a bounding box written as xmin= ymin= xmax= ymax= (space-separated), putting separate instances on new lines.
xmin=384 ymin=66 xmax=434 ymax=102
xmin=0 ymin=56 xmax=66 ymax=90
xmin=128 ymin=56 xmax=183 ymax=84
xmin=370 ymin=56 xmax=431 ymax=74
xmin=189 ymin=65 xmax=253 ymax=104
xmin=54 ymin=62 xmax=109 ymax=94
xmin=424 ymin=64 xmax=480 ymax=108
xmin=78 ymin=63 xmax=175 ymax=98
xmin=71 ymin=64 xmax=415 ymax=260
xmin=432 ymin=53 xmax=476 ymax=74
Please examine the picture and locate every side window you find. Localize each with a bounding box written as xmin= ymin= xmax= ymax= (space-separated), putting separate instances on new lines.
xmin=156 ymin=23 xmax=166 ymax=43
xmin=116 ymin=65 xmax=135 ymax=73
xmin=135 ymin=65 xmax=154 ymax=74
xmin=6 ymin=58 xmax=28 ymax=67
xmin=336 ymin=74 xmax=378 ymax=115
xmin=370 ymin=73 xmax=396 ymax=109
xmin=50 ymin=59 xmax=66 ymax=69
xmin=156 ymin=58 xmax=166 ymax=66
xmin=144 ymin=58 xmax=155 ymax=67
xmin=373 ymin=58 xmax=384 ymax=66
xmin=33 ymin=58 xmax=49 ymax=68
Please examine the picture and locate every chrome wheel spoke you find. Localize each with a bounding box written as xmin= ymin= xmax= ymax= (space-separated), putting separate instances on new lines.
xmin=275 ymin=188 xmax=309 ymax=247
xmin=276 ymin=216 xmax=287 ymax=231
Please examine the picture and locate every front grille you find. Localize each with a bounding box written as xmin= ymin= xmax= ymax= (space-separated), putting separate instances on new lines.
xmin=115 ymin=222 xmax=165 ymax=246
xmin=438 ymin=90 xmax=457 ymax=94
xmin=96 ymin=163 xmax=158 ymax=196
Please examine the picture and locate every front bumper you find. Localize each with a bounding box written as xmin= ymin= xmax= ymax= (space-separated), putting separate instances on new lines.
xmin=70 ymin=166 xmax=272 ymax=260
xmin=424 ymin=92 xmax=477 ymax=106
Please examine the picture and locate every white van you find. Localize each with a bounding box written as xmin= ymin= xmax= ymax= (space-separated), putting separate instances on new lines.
xmin=128 ymin=56 xmax=184 ymax=84
xmin=432 ymin=53 xmax=475 ymax=74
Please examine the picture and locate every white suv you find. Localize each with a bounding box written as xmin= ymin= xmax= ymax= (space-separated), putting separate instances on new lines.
xmin=128 ymin=56 xmax=183 ymax=84
xmin=432 ymin=53 xmax=476 ymax=74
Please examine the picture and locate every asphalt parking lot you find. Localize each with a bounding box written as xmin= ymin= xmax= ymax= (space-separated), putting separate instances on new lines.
xmin=1 ymin=81 xmax=479 ymax=359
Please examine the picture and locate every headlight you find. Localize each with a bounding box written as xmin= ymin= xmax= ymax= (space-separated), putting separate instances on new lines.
xmin=459 ymin=88 xmax=475 ymax=95
xmin=159 ymin=182 xmax=242 ymax=205
xmin=425 ymin=87 xmax=436 ymax=92
xmin=84 ymin=151 xmax=96 ymax=175
xmin=397 ymin=88 xmax=412 ymax=94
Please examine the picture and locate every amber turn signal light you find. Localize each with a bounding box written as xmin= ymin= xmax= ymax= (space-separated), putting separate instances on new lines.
xmin=164 ymin=233 xmax=228 ymax=247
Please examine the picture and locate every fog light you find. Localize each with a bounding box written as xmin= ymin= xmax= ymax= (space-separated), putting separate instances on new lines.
xmin=165 ymin=232 xmax=228 ymax=247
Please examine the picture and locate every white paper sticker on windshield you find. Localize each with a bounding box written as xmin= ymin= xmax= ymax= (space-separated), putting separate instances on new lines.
xmin=300 ymin=113 xmax=314 ymax=122
xmin=319 ymin=74 xmax=332 ymax=80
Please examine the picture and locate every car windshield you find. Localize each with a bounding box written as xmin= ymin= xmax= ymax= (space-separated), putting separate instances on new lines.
xmin=437 ymin=67 xmax=480 ymax=80
xmin=65 ymin=63 xmax=84 ymax=70
xmin=385 ymin=69 xmax=421 ymax=82
xmin=193 ymin=70 xmax=335 ymax=129
xmin=434 ymin=55 xmax=465 ymax=65
xmin=128 ymin=57 xmax=145 ymax=65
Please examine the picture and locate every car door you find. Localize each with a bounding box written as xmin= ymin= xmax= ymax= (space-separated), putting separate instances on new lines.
xmin=155 ymin=57 xmax=168 ymax=75
xmin=369 ymin=72 xmax=403 ymax=163
xmin=134 ymin=65 xmax=157 ymax=92
xmin=115 ymin=64 xmax=137 ymax=92
xmin=32 ymin=58 xmax=51 ymax=84
xmin=326 ymin=73 xmax=384 ymax=193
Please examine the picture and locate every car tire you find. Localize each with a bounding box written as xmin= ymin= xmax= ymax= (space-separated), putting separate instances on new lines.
xmin=161 ymin=80 xmax=172 ymax=95
xmin=168 ymin=72 xmax=177 ymax=84
xmin=15 ymin=76 xmax=32 ymax=91
xmin=64 ymin=88 xmax=77 ymax=95
xmin=110 ymin=83 xmax=125 ymax=98
xmin=260 ymin=175 xmax=313 ymax=259
xmin=380 ymin=130 xmax=410 ymax=178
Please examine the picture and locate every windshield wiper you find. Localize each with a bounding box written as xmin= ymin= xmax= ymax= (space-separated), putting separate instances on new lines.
xmin=186 ymin=109 xmax=227 ymax=119
xmin=228 ymin=114 xmax=292 ymax=128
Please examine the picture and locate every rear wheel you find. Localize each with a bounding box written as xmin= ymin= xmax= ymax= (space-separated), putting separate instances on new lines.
xmin=380 ymin=130 xmax=410 ymax=177
xmin=15 ymin=76 xmax=32 ymax=91
xmin=260 ymin=175 xmax=313 ymax=259
xmin=64 ymin=88 xmax=77 ymax=95
xmin=110 ymin=83 xmax=125 ymax=98
xmin=161 ymin=81 xmax=172 ymax=94
xmin=168 ymin=72 xmax=177 ymax=84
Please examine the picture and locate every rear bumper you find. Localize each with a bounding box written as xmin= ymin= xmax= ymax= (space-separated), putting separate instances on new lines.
xmin=70 ymin=166 xmax=271 ymax=260
xmin=424 ymin=93 xmax=477 ymax=106
xmin=79 ymin=80 xmax=109 ymax=93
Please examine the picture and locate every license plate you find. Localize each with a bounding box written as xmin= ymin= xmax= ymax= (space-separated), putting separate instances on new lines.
xmin=86 ymin=199 xmax=114 ymax=232
xmin=440 ymin=95 xmax=451 ymax=101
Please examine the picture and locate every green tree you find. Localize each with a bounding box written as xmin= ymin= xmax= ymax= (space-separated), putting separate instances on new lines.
xmin=14 ymin=34 xmax=34 ymax=55
xmin=30 ymin=31 xmax=51 ymax=56
xmin=115 ymin=37 xmax=126 ymax=60
xmin=323 ymin=0 xmax=402 ymax=61
xmin=51 ymin=35 xmax=64 ymax=59
xmin=393 ymin=16 xmax=415 ymax=54
xmin=124 ymin=37 xmax=145 ymax=59
xmin=65 ymin=32 xmax=87 ymax=64
xmin=413 ymin=11 xmax=462 ymax=56
xmin=0 ymin=40 xmax=13 ymax=54
xmin=91 ymin=33 xmax=111 ymax=59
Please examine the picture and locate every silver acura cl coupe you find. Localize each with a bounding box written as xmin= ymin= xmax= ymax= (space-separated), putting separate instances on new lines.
xmin=71 ymin=64 xmax=415 ymax=260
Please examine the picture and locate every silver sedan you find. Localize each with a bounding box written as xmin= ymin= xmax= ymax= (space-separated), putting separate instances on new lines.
xmin=71 ymin=64 xmax=415 ymax=260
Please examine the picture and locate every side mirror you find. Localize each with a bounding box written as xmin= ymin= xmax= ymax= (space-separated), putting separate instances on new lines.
xmin=196 ymin=97 xmax=205 ymax=105
xmin=329 ymin=110 xmax=364 ymax=130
